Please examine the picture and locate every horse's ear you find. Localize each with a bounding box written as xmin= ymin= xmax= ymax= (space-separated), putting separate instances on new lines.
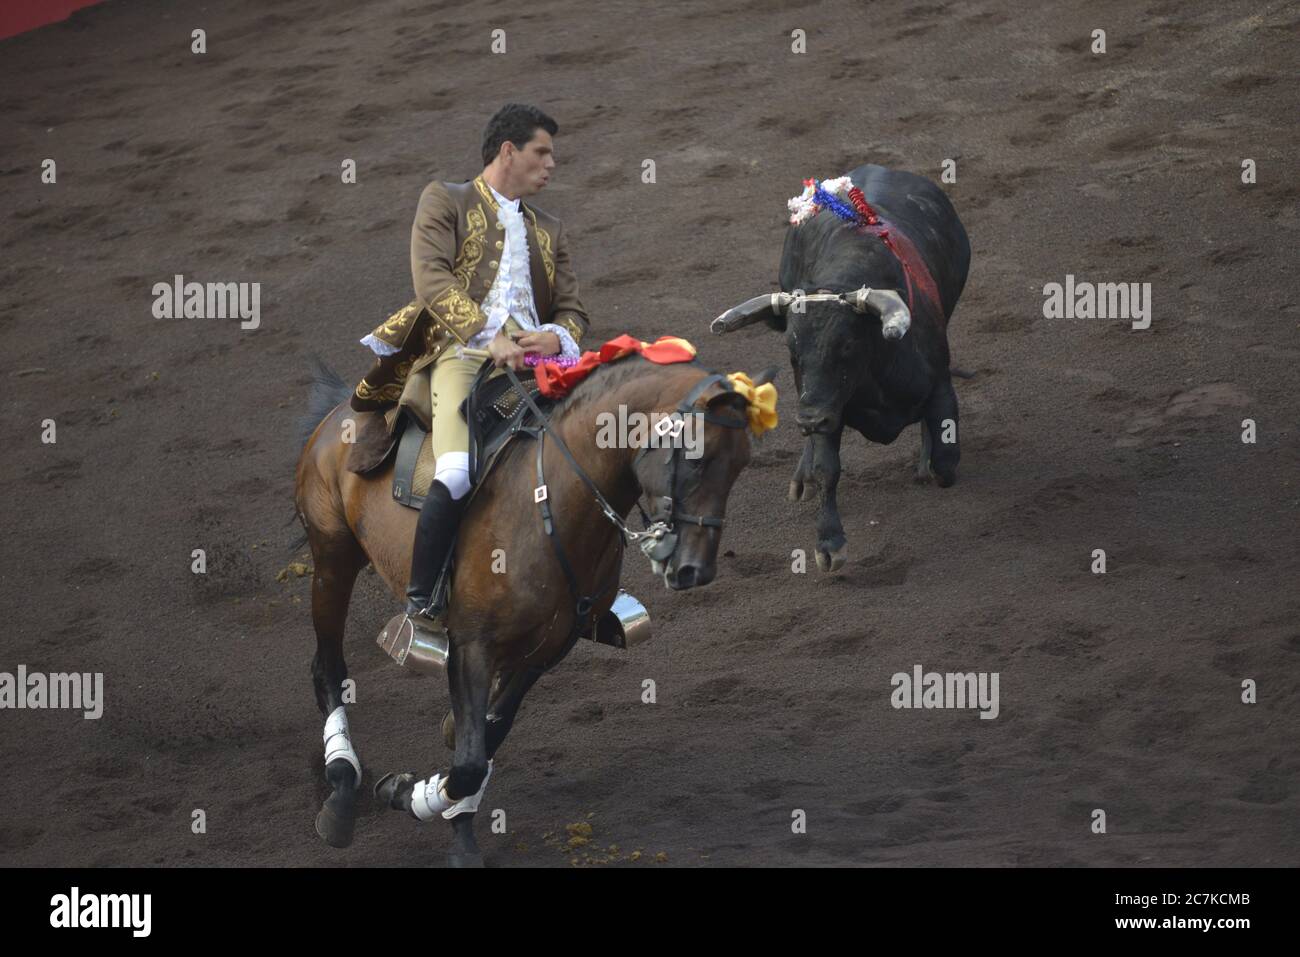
xmin=702 ymin=384 xmax=748 ymax=418
xmin=705 ymin=388 xmax=747 ymax=408
xmin=750 ymin=365 xmax=779 ymax=388
xmin=703 ymin=390 xmax=750 ymax=436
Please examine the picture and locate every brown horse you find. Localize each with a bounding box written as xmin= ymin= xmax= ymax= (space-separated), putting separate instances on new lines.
xmin=293 ymin=353 xmax=773 ymax=866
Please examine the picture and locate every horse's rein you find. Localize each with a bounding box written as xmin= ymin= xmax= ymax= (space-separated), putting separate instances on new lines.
xmin=502 ymin=365 xmax=744 ymax=560
xmin=492 ymin=363 xmax=746 ymax=661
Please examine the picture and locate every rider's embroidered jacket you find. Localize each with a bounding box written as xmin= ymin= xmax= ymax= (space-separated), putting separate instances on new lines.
xmin=351 ymin=174 xmax=590 ymax=411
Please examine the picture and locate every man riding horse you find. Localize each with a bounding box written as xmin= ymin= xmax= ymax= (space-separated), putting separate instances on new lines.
xmin=351 ymin=103 xmax=590 ymax=649
xmin=298 ymin=104 xmax=777 ymax=861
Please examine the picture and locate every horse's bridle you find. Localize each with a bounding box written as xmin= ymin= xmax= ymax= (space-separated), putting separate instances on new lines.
xmin=627 ymin=372 xmax=746 ymax=563
xmin=502 ymin=366 xmax=746 ymax=634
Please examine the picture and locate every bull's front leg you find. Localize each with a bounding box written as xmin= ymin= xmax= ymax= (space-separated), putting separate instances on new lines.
xmin=922 ymin=376 xmax=960 ymax=487
xmin=789 ymin=436 xmax=818 ymax=503
xmin=809 ymin=427 xmax=847 ymax=572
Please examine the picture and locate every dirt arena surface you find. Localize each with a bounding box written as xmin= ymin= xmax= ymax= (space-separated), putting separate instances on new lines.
xmin=1 ymin=0 xmax=1296 ymax=867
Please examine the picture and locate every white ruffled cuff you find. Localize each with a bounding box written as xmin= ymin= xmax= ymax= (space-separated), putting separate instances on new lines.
xmin=539 ymin=322 xmax=580 ymax=359
xmin=360 ymin=333 xmax=403 ymax=357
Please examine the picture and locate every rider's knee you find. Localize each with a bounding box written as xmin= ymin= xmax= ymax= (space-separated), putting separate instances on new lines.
xmin=434 ymin=451 xmax=471 ymax=501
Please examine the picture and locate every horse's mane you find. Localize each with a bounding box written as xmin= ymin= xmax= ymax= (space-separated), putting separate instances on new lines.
xmin=552 ymin=353 xmax=714 ymax=421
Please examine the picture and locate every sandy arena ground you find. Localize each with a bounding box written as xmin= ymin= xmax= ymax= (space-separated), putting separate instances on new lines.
xmin=0 ymin=0 xmax=1296 ymax=866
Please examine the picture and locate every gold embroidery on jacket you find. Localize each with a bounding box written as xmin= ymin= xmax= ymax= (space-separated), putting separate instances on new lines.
xmin=373 ymin=301 xmax=417 ymax=339
xmin=431 ymin=285 xmax=483 ymax=344
xmin=524 ymin=208 xmax=555 ymax=288
xmin=473 ymin=175 xmax=500 ymax=213
xmin=557 ymin=314 xmax=583 ymax=343
xmin=355 ymin=378 xmax=405 ymax=403
xmin=355 ymin=356 xmax=415 ymax=403
xmin=453 ymin=205 xmax=488 ymax=290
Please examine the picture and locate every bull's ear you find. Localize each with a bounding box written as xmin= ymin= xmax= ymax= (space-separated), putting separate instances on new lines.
xmin=710 ymin=293 xmax=792 ymax=335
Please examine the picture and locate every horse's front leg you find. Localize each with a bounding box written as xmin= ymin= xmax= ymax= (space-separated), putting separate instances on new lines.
xmin=440 ymin=638 xmax=494 ymax=867
xmin=441 ymin=664 xmax=544 ymax=865
xmin=374 ymin=637 xmax=494 ymax=867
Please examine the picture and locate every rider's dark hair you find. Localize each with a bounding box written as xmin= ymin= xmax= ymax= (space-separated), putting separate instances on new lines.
xmin=481 ymin=103 xmax=558 ymax=166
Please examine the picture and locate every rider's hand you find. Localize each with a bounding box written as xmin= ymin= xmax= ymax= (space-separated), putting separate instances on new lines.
xmin=514 ymin=331 xmax=561 ymax=356
xmin=488 ymin=331 xmax=528 ymax=370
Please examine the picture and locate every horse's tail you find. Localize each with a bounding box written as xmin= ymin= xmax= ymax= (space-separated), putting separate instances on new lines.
xmin=297 ymin=353 xmax=352 ymax=453
xmin=286 ymin=511 xmax=309 ymax=554
xmin=290 ymin=355 xmax=353 ymax=553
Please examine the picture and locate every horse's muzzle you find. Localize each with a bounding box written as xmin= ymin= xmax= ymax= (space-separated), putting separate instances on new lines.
xmin=665 ymin=562 xmax=714 ymax=590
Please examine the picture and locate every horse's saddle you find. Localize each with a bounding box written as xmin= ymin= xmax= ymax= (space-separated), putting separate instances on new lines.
xmin=349 ymin=359 xmax=651 ymax=652
xmin=391 ymin=361 xmax=553 ymax=509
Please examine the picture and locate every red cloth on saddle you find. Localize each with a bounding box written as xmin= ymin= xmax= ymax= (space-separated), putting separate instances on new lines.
xmin=533 ymin=334 xmax=697 ymax=399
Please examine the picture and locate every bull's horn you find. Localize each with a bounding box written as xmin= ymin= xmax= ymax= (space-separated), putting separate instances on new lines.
xmin=843 ymin=286 xmax=911 ymax=340
xmin=710 ymin=292 xmax=793 ymax=334
xmin=842 ymin=286 xmax=875 ymax=313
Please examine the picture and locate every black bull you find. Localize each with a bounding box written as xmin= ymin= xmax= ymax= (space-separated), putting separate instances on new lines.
xmin=713 ymin=164 xmax=970 ymax=571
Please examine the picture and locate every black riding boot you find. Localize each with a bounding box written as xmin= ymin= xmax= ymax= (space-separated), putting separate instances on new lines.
xmin=377 ymin=480 xmax=468 ymax=669
xmin=404 ymin=479 xmax=467 ymax=620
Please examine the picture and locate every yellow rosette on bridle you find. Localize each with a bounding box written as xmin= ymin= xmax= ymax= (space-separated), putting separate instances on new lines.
xmin=725 ymin=372 xmax=778 ymax=436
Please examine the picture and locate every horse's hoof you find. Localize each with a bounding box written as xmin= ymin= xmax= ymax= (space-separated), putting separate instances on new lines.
xmin=373 ymin=771 xmax=416 ymax=810
xmin=315 ymin=799 xmax=355 ymax=848
xmin=815 ymin=542 xmax=848 ymax=573
xmin=447 ymin=850 xmax=485 ymax=869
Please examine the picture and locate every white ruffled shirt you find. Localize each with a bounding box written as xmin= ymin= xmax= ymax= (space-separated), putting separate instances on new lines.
xmin=361 ymin=181 xmax=579 ymax=360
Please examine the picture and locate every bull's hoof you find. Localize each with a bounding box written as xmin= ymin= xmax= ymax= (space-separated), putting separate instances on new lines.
xmin=914 ymin=461 xmax=934 ymax=483
xmin=315 ymin=796 xmax=355 ymax=848
xmin=815 ymin=542 xmax=849 ymax=573
xmin=934 ymin=468 xmax=957 ymax=488
xmin=442 ymin=710 xmax=455 ymax=750
xmin=789 ymin=479 xmax=819 ymax=503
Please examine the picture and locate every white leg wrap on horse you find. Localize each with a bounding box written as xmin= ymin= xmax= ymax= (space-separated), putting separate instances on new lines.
xmin=434 ymin=452 xmax=471 ymax=501
xmin=410 ymin=760 xmax=493 ymax=822
xmin=442 ymin=760 xmax=492 ymax=820
xmin=411 ymin=773 xmax=452 ymax=821
xmin=322 ymin=706 xmax=362 ymax=783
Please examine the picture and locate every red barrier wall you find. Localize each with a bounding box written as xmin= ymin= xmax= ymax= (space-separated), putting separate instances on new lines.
xmin=0 ymin=0 xmax=109 ymax=41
